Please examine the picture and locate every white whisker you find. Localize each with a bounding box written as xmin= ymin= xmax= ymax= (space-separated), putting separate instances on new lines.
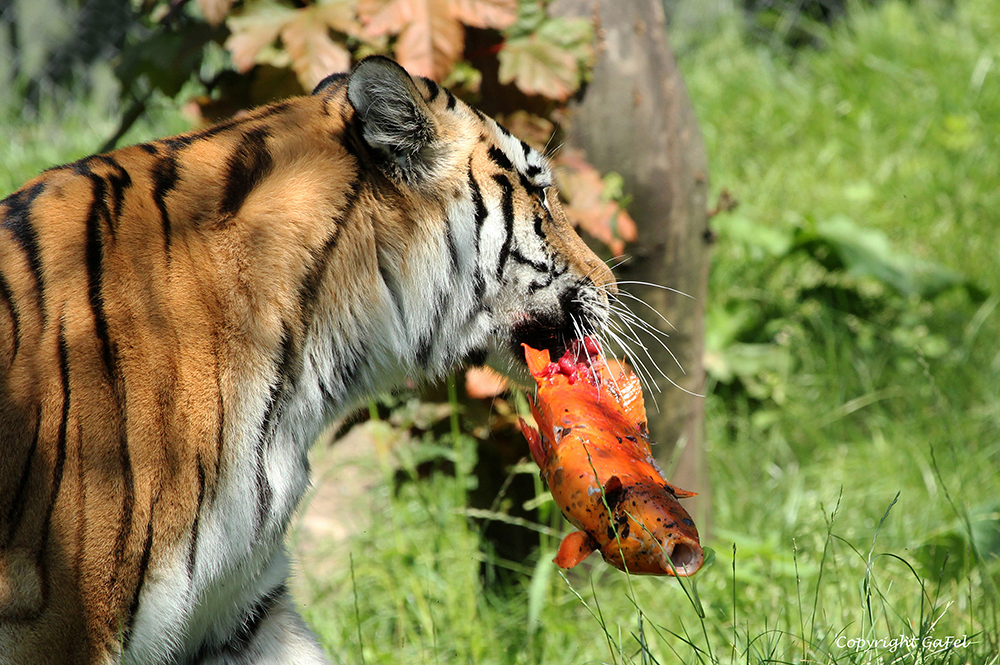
xmin=612 ymin=290 xmax=679 ymax=332
xmin=612 ymin=281 xmax=695 ymax=299
xmin=606 ymin=302 xmax=687 ymax=374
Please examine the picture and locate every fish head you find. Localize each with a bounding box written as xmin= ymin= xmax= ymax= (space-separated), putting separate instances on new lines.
xmin=595 ymin=480 xmax=704 ymax=577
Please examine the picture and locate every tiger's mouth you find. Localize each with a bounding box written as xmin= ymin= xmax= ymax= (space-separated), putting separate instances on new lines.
xmin=509 ymin=286 xmax=604 ymax=367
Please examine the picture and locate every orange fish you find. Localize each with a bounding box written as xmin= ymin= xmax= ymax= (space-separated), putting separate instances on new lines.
xmin=520 ymin=339 xmax=704 ymax=576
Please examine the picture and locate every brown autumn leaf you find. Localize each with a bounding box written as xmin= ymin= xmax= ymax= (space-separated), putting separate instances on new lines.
xmin=555 ymin=148 xmax=637 ymax=256
xmin=497 ymin=33 xmax=578 ymax=101
xmin=281 ymin=4 xmax=356 ymax=89
xmin=464 ymin=366 xmax=509 ymax=399
xmin=197 ymin=0 xmax=235 ymax=26
xmin=358 ymin=0 xmax=516 ymax=80
xmin=450 ymin=0 xmax=518 ymax=29
xmin=227 ymin=0 xmax=360 ymax=89
xmin=226 ymin=3 xmax=298 ymax=73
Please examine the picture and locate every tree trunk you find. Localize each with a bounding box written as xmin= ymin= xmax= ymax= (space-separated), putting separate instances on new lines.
xmin=551 ymin=0 xmax=713 ymax=530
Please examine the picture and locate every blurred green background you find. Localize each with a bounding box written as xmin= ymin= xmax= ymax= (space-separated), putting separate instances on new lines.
xmin=2 ymin=0 xmax=998 ymax=662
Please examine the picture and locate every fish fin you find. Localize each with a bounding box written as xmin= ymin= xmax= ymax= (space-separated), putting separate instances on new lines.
xmin=522 ymin=343 xmax=553 ymax=377
xmin=519 ymin=417 xmax=548 ymax=468
xmin=668 ymin=483 xmax=698 ymax=499
xmin=553 ymin=531 xmax=597 ymax=569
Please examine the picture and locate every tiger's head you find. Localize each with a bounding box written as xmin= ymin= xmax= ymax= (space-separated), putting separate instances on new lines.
xmin=323 ymin=56 xmax=616 ymax=384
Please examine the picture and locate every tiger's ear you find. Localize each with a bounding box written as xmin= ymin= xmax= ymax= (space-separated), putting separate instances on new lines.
xmin=347 ymin=56 xmax=438 ymax=183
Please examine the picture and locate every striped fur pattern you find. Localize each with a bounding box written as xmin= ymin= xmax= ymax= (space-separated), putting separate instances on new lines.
xmin=0 ymin=56 xmax=615 ymax=664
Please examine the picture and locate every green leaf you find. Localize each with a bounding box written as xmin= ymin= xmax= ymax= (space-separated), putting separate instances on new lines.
xmin=498 ymin=34 xmax=578 ymax=100
xmin=526 ymin=553 xmax=555 ymax=633
xmin=115 ymin=21 xmax=217 ymax=99
xmin=497 ymin=14 xmax=592 ymax=100
xmin=793 ymin=215 xmax=983 ymax=301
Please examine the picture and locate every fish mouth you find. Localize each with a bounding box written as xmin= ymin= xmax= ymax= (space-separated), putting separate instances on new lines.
xmin=662 ymin=538 xmax=705 ymax=577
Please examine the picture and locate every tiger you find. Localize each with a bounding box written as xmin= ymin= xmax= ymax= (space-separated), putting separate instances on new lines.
xmin=0 ymin=55 xmax=616 ymax=664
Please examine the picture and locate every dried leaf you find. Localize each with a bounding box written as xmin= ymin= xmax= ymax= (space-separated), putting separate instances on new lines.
xmin=281 ymin=6 xmax=353 ymax=89
xmin=497 ymin=33 xmax=579 ymax=100
xmin=450 ymin=0 xmax=517 ymax=29
xmin=197 ymin=0 xmax=235 ymax=26
xmin=465 ymin=367 xmax=509 ymax=399
xmin=358 ymin=0 xmax=418 ymax=39
xmin=226 ymin=2 xmax=298 ymax=73
xmin=315 ymin=0 xmax=365 ymax=37
xmin=359 ymin=0 xmax=514 ymax=80
xmin=555 ymin=148 xmax=637 ymax=256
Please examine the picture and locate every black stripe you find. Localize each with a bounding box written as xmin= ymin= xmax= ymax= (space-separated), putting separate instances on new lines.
xmin=496 ymin=122 xmax=512 ymax=137
xmin=84 ymin=176 xmax=117 ymax=379
xmin=40 ymin=325 xmax=71 ymax=556
xmin=254 ymin=329 xmax=294 ymax=535
xmin=464 ymin=270 xmax=491 ymax=324
xmin=259 ymin=333 xmax=293 ymax=439
xmin=416 ymin=295 xmax=447 ymax=369
xmin=213 ymin=373 xmax=225 ymax=501
xmin=317 ymin=374 xmax=335 ymax=404
xmin=139 ymin=143 xmax=158 ymax=155
xmin=339 ymin=343 xmax=366 ymax=393
xmin=525 ymin=164 xmax=542 ymax=178
xmin=313 ymin=72 xmax=347 ymax=95
xmin=222 ymin=583 xmax=288 ymax=654
xmin=184 ymin=584 xmax=287 ymax=663
xmin=94 ymin=155 xmax=132 ymax=229
xmin=510 ymin=248 xmax=549 ymax=273
xmin=468 ymin=166 xmax=488 ymax=258
xmin=187 ymin=458 xmax=206 ymax=579
xmin=379 ymin=263 xmax=405 ymax=325
xmin=533 ymin=214 xmax=545 ymax=240
xmin=112 ymin=424 xmax=134 ymax=584
xmin=488 ymin=145 xmax=514 ymax=172
xmin=1 ymin=182 xmax=47 ymax=319
xmin=528 ymin=274 xmax=554 ymax=294
xmin=254 ymin=420 xmax=277 ymax=535
xmin=220 ymin=127 xmax=273 ymax=218
xmin=471 ymin=107 xmax=487 ymax=122
xmin=422 ymin=78 xmax=440 ymax=102
xmin=473 ymin=270 xmax=487 ymax=310
xmin=445 ymin=220 xmax=459 ymax=275
xmin=159 ymin=114 xmax=245 ymax=151
xmin=492 ymin=173 xmax=515 ymax=280
xmin=520 ymin=140 xmax=531 ymax=158
xmin=296 ymin=181 xmax=360 ymax=326
xmin=518 ymin=171 xmax=545 ymax=200
xmin=0 ymin=269 xmax=20 ymax=360
xmin=3 ymin=407 xmax=40 ymax=546
xmin=122 ymin=500 xmax=155 ymax=649
xmin=151 ymin=152 xmax=179 ymax=253
xmin=445 ymin=89 xmax=457 ymax=110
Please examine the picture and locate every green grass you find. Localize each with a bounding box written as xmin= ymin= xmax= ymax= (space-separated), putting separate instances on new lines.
xmin=3 ymin=1 xmax=999 ymax=661
xmin=0 ymin=89 xmax=190 ymax=196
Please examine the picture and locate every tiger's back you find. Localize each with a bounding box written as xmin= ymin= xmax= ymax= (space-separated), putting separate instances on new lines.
xmin=0 ymin=57 xmax=614 ymax=664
